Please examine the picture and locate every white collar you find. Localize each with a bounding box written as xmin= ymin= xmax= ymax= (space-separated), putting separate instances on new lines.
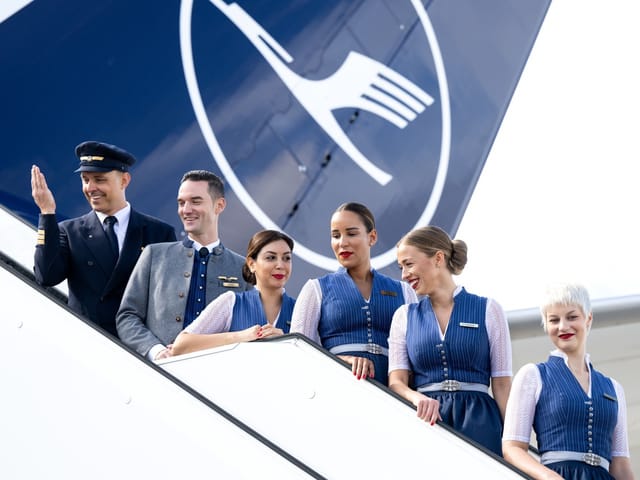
xmin=550 ymin=349 xmax=591 ymax=369
xmin=95 ymin=202 xmax=131 ymax=225
xmin=191 ymin=238 xmax=221 ymax=252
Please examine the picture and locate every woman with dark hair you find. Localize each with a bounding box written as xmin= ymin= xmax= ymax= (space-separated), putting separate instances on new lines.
xmin=171 ymin=229 xmax=294 ymax=355
xmin=389 ymin=225 xmax=512 ymax=452
xmin=290 ymin=202 xmax=418 ymax=385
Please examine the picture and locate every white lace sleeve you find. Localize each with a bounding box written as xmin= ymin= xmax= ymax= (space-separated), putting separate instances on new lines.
xmin=401 ymin=282 xmax=418 ymax=304
xmin=184 ymin=290 xmax=235 ymax=334
xmin=611 ymin=378 xmax=631 ymax=457
xmin=486 ymin=297 xmax=512 ymax=377
xmin=502 ymin=363 xmax=541 ymax=443
xmin=388 ymin=304 xmax=411 ymax=372
xmin=289 ymin=279 xmax=322 ymax=344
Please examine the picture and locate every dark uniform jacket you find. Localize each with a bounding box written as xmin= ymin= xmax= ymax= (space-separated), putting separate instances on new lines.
xmin=34 ymin=210 xmax=176 ymax=337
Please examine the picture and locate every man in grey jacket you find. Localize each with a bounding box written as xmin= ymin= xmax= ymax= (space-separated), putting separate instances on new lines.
xmin=116 ymin=170 xmax=252 ymax=361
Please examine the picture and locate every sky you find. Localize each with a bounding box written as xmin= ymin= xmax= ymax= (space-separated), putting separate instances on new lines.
xmin=456 ymin=0 xmax=640 ymax=311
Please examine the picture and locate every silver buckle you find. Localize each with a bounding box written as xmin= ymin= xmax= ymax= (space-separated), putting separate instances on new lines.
xmin=583 ymin=453 xmax=602 ymax=466
xmin=442 ymin=380 xmax=461 ymax=392
xmin=366 ymin=343 xmax=382 ymax=355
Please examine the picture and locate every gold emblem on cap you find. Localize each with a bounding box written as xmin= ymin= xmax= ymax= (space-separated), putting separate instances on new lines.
xmin=80 ymin=155 xmax=105 ymax=162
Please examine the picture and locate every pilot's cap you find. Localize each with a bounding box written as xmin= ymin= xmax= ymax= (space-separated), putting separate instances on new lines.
xmin=74 ymin=141 xmax=136 ymax=173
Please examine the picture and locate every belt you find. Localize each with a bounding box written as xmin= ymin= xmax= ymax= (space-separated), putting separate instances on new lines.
xmin=329 ymin=343 xmax=389 ymax=356
xmin=418 ymin=380 xmax=488 ymax=393
xmin=541 ymin=451 xmax=610 ymax=471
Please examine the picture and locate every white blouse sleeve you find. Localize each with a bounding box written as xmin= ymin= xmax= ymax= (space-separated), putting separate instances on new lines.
xmin=486 ymin=297 xmax=512 ymax=378
xmin=289 ymin=279 xmax=322 ymax=344
xmin=401 ymin=282 xmax=418 ymax=304
xmin=183 ymin=290 xmax=235 ymax=334
xmin=502 ymin=363 xmax=541 ymax=443
xmin=611 ymin=378 xmax=631 ymax=457
xmin=388 ymin=304 xmax=411 ymax=373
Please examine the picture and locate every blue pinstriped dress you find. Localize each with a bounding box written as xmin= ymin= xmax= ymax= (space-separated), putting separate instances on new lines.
xmin=534 ymin=356 xmax=618 ymax=480
xmin=406 ymin=288 xmax=503 ymax=456
xmin=229 ymin=289 xmax=294 ymax=333
xmin=317 ymin=268 xmax=406 ymax=385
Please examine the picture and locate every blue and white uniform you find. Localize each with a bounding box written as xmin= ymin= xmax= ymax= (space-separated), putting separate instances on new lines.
xmin=291 ymin=267 xmax=417 ymax=385
xmin=185 ymin=288 xmax=294 ymax=336
xmin=389 ymin=286 xmax=511 ymax=456
xmin=503 ymin=351 xmax=630 ymax=479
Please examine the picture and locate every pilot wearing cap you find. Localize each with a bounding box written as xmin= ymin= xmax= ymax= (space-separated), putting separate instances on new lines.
xmin=74 ymin=141 xmax=136 ymax=173
xmin=31 ymin=141 xmax=176 ymax=337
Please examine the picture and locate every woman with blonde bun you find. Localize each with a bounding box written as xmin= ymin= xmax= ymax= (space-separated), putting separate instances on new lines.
xmin=389 ymin=225 xmax=512 ymax=453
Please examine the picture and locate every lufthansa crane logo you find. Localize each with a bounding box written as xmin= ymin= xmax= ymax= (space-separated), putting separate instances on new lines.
xmin=180 ymin=0 xmax=451 ymax=271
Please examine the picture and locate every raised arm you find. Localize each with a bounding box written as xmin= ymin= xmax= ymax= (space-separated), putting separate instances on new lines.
xmin=32 ymin=165 xmax=70 ymax=286
xmin=31 ymin=165 xmax=56 ymax=214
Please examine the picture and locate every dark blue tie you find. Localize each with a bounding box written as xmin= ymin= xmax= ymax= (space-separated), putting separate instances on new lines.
xmin=183 ymin=247 xmax=210 ymax=328
xmin=104 ymin=216 xmax=119 ymax=258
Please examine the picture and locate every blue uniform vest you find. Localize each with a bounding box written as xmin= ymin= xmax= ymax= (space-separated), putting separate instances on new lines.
xmin=534 ymin=355 xmax=618 ymax=460
xmin=317 ymin=268 xmax=405 ymax=384
xmin=229 ymin=289 xmax=294 ymax=333
xmin=407 ymin=288 xmax=490 ymax=388
xmin=318 ymin=268 xmax=404 ymax=349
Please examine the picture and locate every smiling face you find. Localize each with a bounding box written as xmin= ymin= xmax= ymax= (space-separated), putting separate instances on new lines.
xmin=544 ymin=303 xmax=592 ymax=355
xmin=396 ymin=242 xmax=443 ymax=296
xmin=247 ymin=239 xmax=292 ymax=291
xmin=177 ymin=179 xmax=225 ymax=244
xmin=81 ymin=170 xmax=129 ymax=215
xmin=330 ymin=209 xmax=376 ymax=269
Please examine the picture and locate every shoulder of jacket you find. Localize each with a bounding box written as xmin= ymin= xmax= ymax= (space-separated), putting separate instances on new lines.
xmin=132 ymin=209 xmax=173 ymax=227
xmin=145 ymin=240 xmax=184 ymax=252
xmin=61 ymin=212 xmax=94 ymax=228
xmin=224 ymin=248 xmax=246 ymax=262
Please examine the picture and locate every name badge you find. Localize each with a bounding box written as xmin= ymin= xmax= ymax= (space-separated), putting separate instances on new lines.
xmin=218 ymin=275 xmax=240 ymax=288
xmin=380 ymin=290 xmax=398 ymax=297
xmin=459 ymin=322 xmax=479 ymax=328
